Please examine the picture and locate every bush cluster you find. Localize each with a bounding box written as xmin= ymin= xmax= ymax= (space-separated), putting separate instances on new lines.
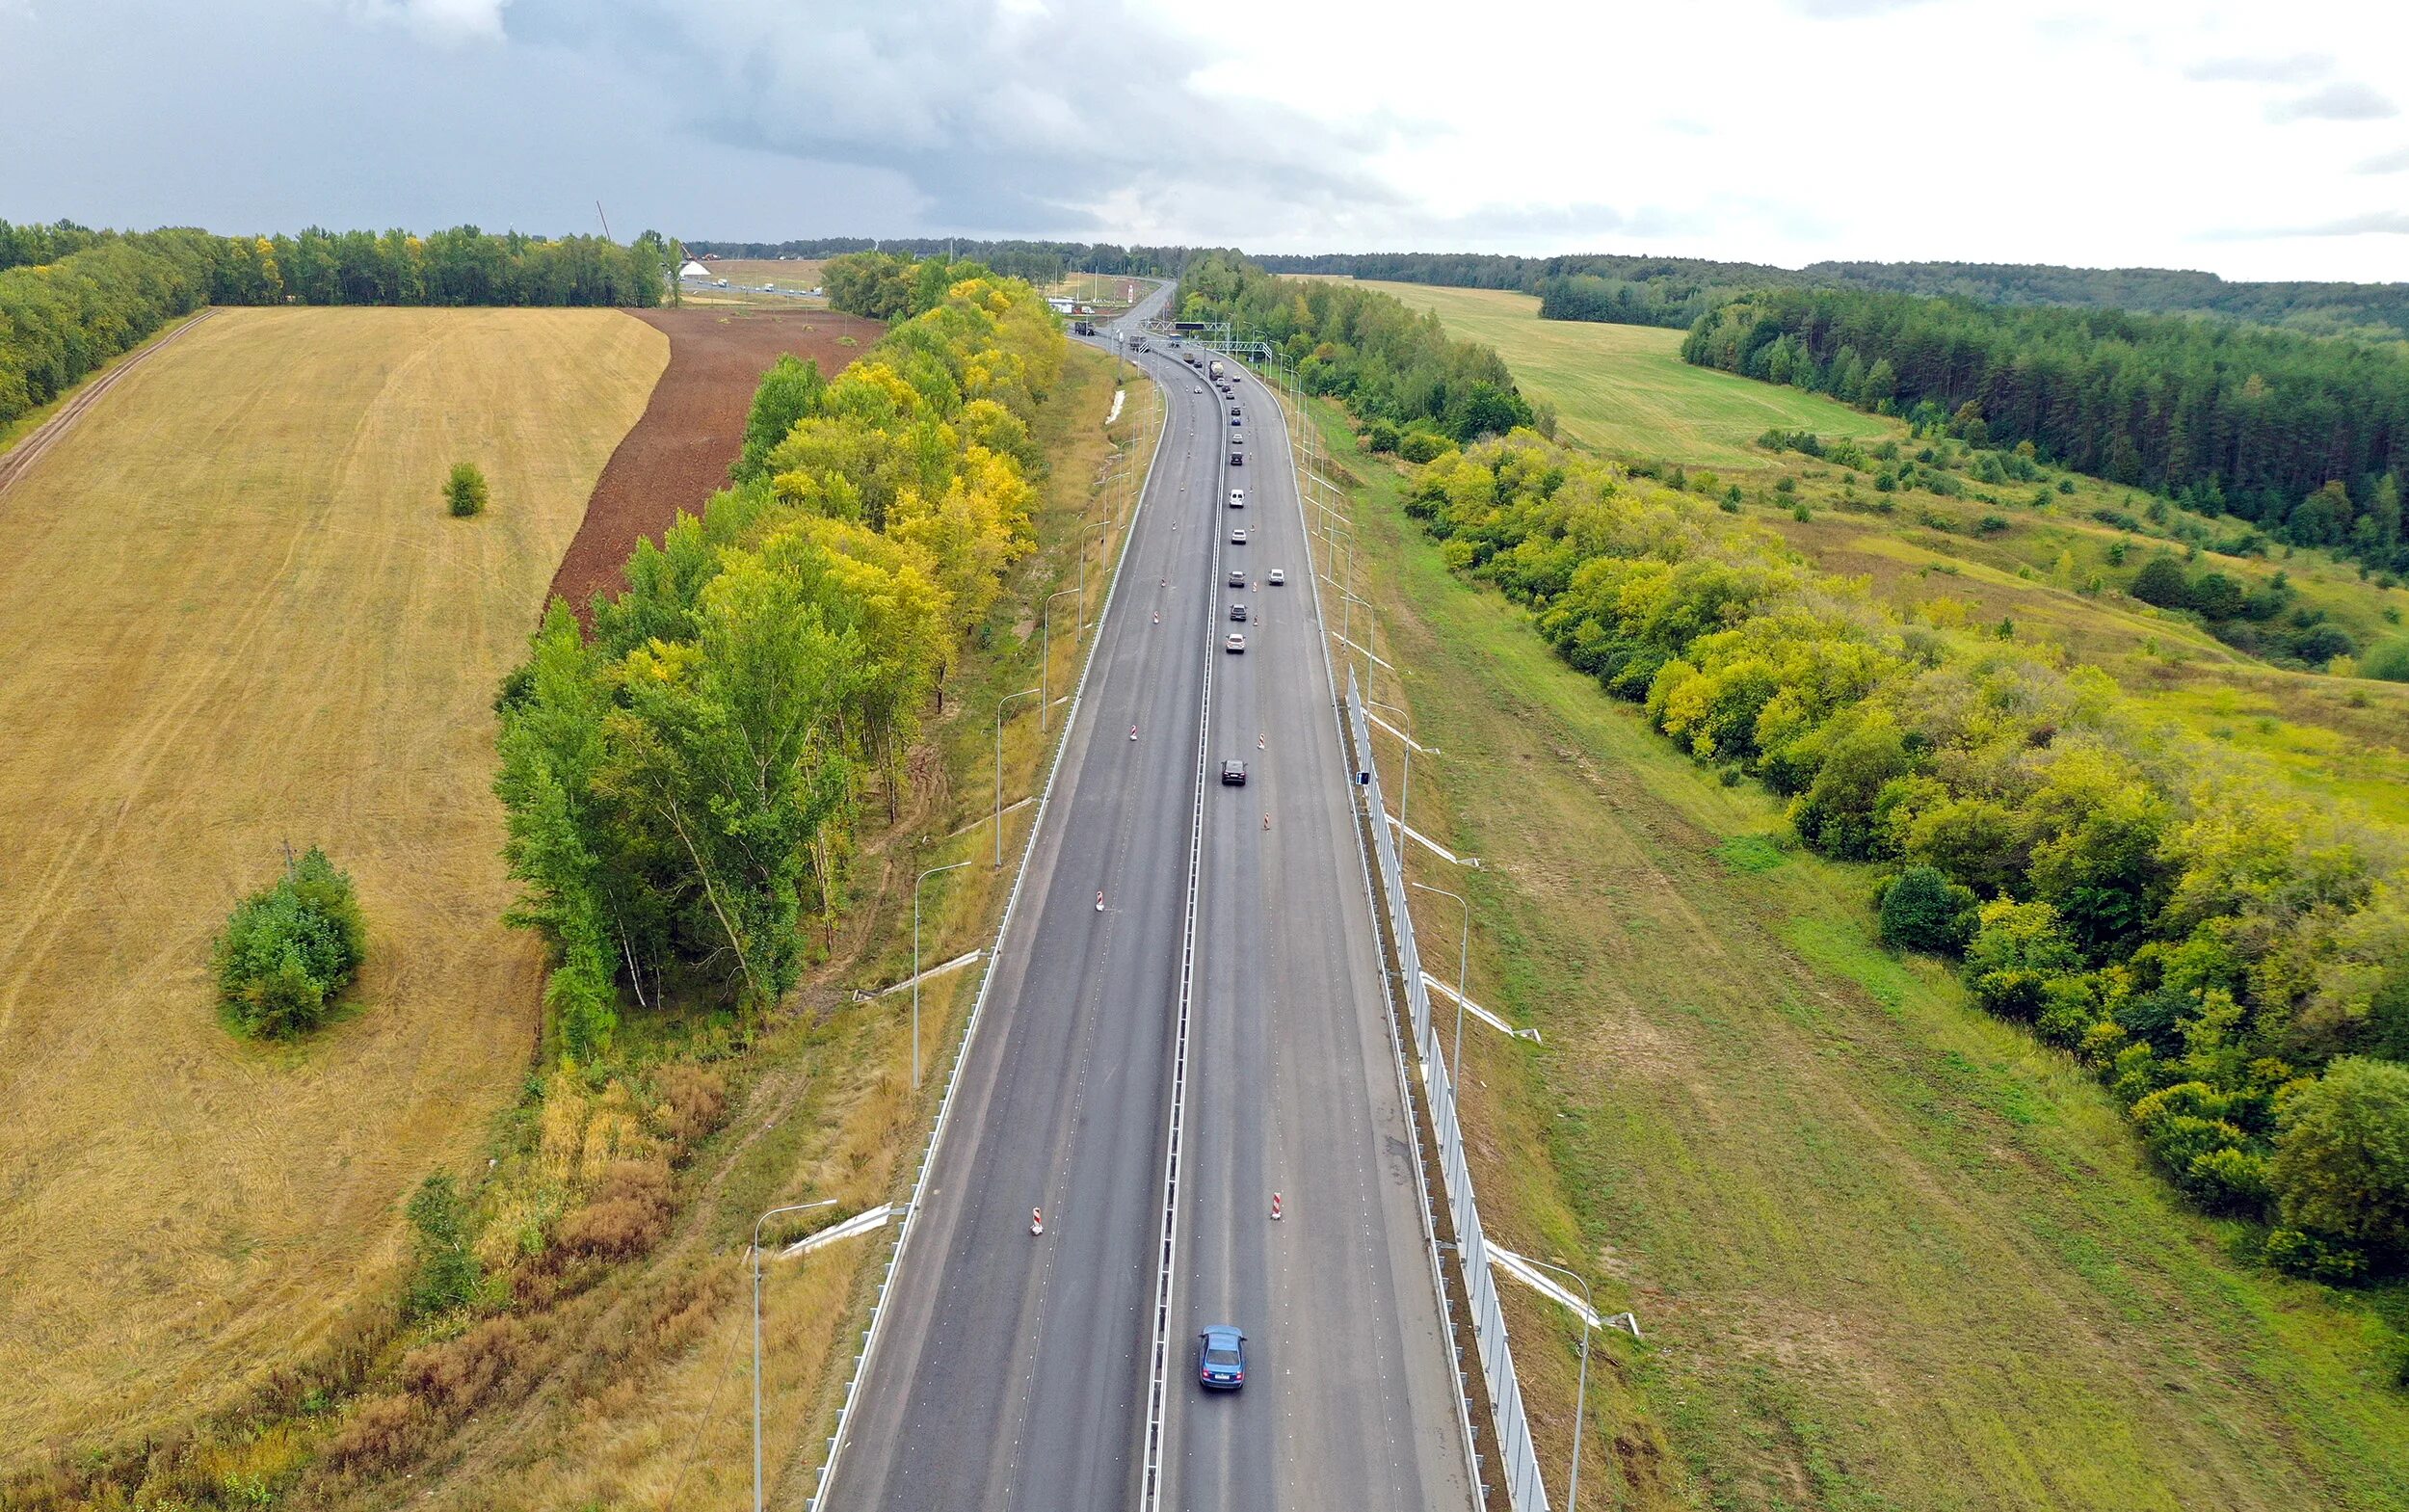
xmin=211 ymin=847 xmax=366 ymax=1038
xmin=1178 ymin=252 xmax=1536 ymax=442
xmin=1402 ymin=429 xmax=2409 ymax=1282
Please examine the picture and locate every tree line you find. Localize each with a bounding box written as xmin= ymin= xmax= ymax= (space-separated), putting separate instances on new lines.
xmin=1252 ymin=249 xmax=2409 ymax=342
xmin=1178 ymin=252 xmax=1540 ymax=442
xmin=493 ymin=262 xmax=1061 ymax=1057
xmin=1397 ymin=427 xmax=2409 ymax=1288
xmin=0 ymin=221 xmax=672 ymax=431
xmin=1681 ymin=288 xmax=2409 ymax=576
xmin=691 ymin=236 xmax=1193 ymax=284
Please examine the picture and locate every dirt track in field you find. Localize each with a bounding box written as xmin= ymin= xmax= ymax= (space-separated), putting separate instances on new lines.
xmin=546 ymin=305 xmax=884 ymax=615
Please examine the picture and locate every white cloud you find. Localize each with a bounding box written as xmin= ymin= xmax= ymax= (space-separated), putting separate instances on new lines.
xmin=6 ymin=0 xmax=2409 ymax=281
xmin=2184 ymin=53 xmax=2329 ymax=83
xmin=2264 ymin=82 xmax=2397 ymax=122
xmin=348 ymin=0 xmax=508 ymax=43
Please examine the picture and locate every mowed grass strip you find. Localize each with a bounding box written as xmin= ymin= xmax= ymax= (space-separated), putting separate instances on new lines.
xmin=0 ymin=306 xmax=664 ymax=1459
xmin=1352 ymin=280 xmax=1890 ymax=465
xmin=1310 ymin=404 xmax=2409 ymax=1512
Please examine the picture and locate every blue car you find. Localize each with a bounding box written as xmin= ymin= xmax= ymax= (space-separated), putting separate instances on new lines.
xmin=1198 ymin=1324 xmax=1247 ymax=1391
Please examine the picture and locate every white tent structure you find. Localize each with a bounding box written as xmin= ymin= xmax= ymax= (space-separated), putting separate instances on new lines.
xmin=678 ymin=258 xmax=712 ymax=280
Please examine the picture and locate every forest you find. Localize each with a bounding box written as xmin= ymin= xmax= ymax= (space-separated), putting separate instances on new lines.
xmin=690 ymin=236 xmax=1191 ymax=283
xmin=1681 ymin=287 xmax=2409 ymax=575
xmin=1178 ymin=252 xmax=1539 ymax=441
xmin=0 ymin=221 xmax=672 ymax=429
xmin=1253 ymin=250 xmax=2409 ymax=342
xmin=493 ymin=262 xmax=1059 ymax=1056
xmin=1397 ymin=428 xmax=2409 ymax=1291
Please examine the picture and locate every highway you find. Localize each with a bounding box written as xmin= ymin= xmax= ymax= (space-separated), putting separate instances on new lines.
xmin=824 ymin=285 xmax=1470 ymax=1512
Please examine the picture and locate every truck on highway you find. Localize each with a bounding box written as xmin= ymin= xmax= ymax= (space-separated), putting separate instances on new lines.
xmin=1208 ymin=358 xmax=1225 ymax=382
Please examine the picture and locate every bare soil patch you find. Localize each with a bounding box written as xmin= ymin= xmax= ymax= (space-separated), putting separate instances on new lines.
xmin=546 ymin=307 xmax=884 ymax=614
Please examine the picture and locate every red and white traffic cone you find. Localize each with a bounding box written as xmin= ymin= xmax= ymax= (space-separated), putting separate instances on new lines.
xmin=1262 ymin=813 xmax=1271 ymax=831
xmin=1130 ymin=724 xmax=1139 ymax=740
xmin=1031 ymin=1207 xmax=1044 ymax=1236
xmin=1270 ymin=1192 xmax=1283 ymax=1221
xmin=1257 ymin=732 xmax=1265 ymax=750
xmin=1096 ymin=889 xmax=1105 ymax=912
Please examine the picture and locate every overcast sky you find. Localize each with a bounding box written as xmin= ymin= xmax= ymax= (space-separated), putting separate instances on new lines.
xmin=3 ymin=0 xmax=2404 ymax=281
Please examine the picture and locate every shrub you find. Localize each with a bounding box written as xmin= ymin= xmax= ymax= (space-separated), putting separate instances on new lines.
xmin=401 ymin=1316 xmax=529 ymax=1416
xmin=2263 ymin=1227 xmax=2368 ymax=1283
xmin=2363 ymin=640 xmax=2409 ymax=683
xmin=2130 ymin=555 xmax=2192 ymax=609
xmin=404 ymin=1172 xmax=482 ymax=1318
xmin=324 ymin=1393 xmax=427 ymax=1472
xmin=1398 ymin=428 xmax=1454 ymax=464
xmin=1876 ymin=865 xmax=1975 ymax=954
xmin=444 ymin=461 xmax=489 ymax=517
xmin=553 ymin=1155 xmax=675 ymax=1260
xmin=211 ymin=847 xmax=366 ymax=1038
xmin=1961 ymin=898 xmax=2082 ymax=1021
xmin=2270 ymin=1057 xmax=2409 ymax=1265
xmin=1364 ymin=419 xmax=1401 ymax=453
xmin=654 ymin=1064 xmax=729 ymax=1149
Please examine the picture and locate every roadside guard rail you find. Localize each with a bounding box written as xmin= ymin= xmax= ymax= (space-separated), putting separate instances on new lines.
xmin=1350 ymin=662 xmax=1550 ymax=1510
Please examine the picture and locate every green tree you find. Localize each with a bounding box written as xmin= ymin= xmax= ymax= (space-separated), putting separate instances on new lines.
xmin=445 ymin=461 xmax=489 ymax=517
xmin=1877 ymin=865 xmax=1976 ymax=954
xmin=2270 ymin=1057 xmax=2409 ymax=1266
xmin=2129 ymin=555 xmax=2192 ymax=608
xmin=1961 ymin=897 xmax=2083 ymax=1021
xmin=731 ymin=356 xmax=828 ymax=483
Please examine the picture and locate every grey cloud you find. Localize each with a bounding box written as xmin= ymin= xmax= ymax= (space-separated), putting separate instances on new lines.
xmin=502 ymin=0 xmax=1401 ymax=235
xmin=2184 ymin=53 xmax=2329 ymax=83
xmin=2265 ymin=82 xmax=2398 ymax=122
xmin=2355 ymin=146 xmax=2409 ymax=174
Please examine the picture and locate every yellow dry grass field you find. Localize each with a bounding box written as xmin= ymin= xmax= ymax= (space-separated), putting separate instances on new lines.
xmin=0 ymin=305 xmax=665 ymax=1460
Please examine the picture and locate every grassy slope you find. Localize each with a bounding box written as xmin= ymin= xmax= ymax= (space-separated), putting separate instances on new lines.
xmin=1311 ymin=402 xmax=2409 ymax=1510
xmin=1357 ymin=281 xmax=1891 ymax=465
xmin=1361 ymin=279 xmax=2409 ymax=824
xmin=0 ymin=306 xmax=665 ymax=1460
xmin=306 ymin=342 xmax=1157 ymax=1510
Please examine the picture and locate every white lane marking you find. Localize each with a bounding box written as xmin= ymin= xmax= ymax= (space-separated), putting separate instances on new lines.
xmin=1138 ymin=357 xmax=1225 ymax=1512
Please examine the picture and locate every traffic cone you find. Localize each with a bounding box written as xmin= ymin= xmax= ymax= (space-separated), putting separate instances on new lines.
xmin=1096 ymin=890 xmax=1105 ymax=912
xmin=1270 ymin=1192 xmax=1283 ymax=1221
xmin=1257 ymin=733 xmax=1265 ymax=749
xmin=1262 ymin=813 xmax=1271 ymax=831
xmin=1031 ymin=1207 xmax=1044 ymax=1235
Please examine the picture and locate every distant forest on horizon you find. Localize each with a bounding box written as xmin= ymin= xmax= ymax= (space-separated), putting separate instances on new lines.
xmin=684 ymin=236 xmax=2409 ymax=343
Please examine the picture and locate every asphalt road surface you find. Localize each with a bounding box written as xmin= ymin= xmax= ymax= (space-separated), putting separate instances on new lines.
xmin=825 ymin=289 xmax=1470 ymax=1512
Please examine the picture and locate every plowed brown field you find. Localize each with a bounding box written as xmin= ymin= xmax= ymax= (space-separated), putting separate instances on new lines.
xmin=545 ymin=306 xmax=884 ymax=613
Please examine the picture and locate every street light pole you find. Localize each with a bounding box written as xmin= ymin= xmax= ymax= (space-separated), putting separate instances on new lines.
xmin=754 ymin=1197 xmax=839 ymax=1512
xmin=1410 ymin=881 xmax=1470 ymax=1083
xmin=1040 ymin=586 xmax=1079 ymax=733
xmin=913 ymin=860 xmax=973 ymax=1090
xmin=994 ymin=687 xmax=1040 ymax=867
xmin=1520 ymin=1255 xmax=1597 ymax=1512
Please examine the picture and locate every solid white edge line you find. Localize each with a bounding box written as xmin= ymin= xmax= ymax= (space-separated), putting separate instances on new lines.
xmin=811 ymin=287 xmax=1178 ymax=1510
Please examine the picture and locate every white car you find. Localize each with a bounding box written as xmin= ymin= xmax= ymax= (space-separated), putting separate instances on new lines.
xmin=1268 ymin=568 xmax=1286 ymax=586
xmin=1229 ymin=489 xmax=1245 ymax=508
xmin=1193 ymin=385 xmax=1203 ymax=393
xmin=1230 ymin=528 xmax=1247 ymax=544
xmin=1225 ymin=632 xmax=1247 ymax=653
